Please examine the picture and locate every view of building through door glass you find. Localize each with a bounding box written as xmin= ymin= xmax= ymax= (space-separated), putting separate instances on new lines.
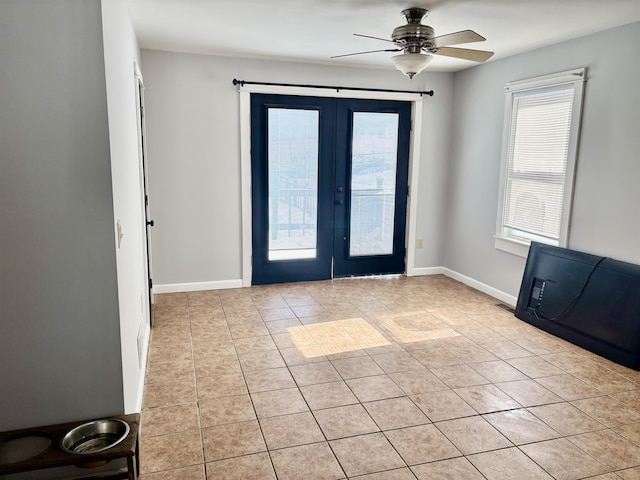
xmin=349 ymin=112 xmax=399 ymax=256
xmin=267 ymin=108 xmax=319 ymax=260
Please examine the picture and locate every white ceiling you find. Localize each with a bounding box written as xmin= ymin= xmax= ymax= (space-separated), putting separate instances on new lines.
xmin=125 ymin=0 xmax=640 ymax=73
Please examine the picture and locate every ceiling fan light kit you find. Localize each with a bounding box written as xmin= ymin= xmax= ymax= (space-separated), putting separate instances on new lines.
xmin=391 ymin=53 xmax=433 ymax=79
xmin=332 ymin=7 xmax=494 ymax=79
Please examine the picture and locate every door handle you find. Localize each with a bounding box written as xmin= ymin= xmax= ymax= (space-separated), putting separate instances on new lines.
xmin=146 ymin=220 xmax=155 ymax=227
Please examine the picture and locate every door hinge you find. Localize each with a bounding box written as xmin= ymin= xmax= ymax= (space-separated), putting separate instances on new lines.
xmin=149 ymin=278 xmax=153 ymax=289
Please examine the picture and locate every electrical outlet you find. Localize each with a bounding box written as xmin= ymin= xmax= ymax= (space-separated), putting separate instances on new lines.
xmin=416 ymin=237 xmax=424 ymax=249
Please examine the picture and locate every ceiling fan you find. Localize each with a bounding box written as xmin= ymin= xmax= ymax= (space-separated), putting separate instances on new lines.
xmin=332 ymin=7 xmax=494 ymax=78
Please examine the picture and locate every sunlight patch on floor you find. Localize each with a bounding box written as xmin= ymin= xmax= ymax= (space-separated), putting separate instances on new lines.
xmin=377 ymin=316 xmax=461 ymax=344
xmin=288 ymin=318 xmax=390 ymax=357
xmin=287 ymin=316 xmax=462 ymax=358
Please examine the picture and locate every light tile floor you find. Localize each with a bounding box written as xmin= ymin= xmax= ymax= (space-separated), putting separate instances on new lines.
xmin=139 ymin=275 xmax=640 ymax=479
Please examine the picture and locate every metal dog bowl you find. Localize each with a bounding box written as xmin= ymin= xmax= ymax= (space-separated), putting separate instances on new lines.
xmin=0 ymin=433 xmax=52 ymax=464
xmin=60 ymin=419 xmax=130 ymax=455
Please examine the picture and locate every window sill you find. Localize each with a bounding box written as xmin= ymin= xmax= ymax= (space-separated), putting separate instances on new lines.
xmin=494 ymin=236 xmax=530 ymax=258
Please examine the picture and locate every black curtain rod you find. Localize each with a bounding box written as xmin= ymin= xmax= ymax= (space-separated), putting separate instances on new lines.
xmin=232 ymin=79 xmax=434 ymax=97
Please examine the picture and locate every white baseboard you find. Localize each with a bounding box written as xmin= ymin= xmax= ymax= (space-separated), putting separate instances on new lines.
xmin=153 ymin=271 xmax=517 ymax=306
xmin=410 ymin=266 xmax=517 ymax=307
xmin=409 ymin=266 xmax=447 ymax=276
xmin=154 ymin=279 xmax=243 ymax=294
xmin=133 ymin=327 xmax=149 ymax=414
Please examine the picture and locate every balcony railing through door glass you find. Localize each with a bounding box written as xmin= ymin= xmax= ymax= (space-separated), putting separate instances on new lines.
xmin=267 ymin=108 xmax=319 ymax=261
xmin=349 ymin=112 xmax=399 ymax=257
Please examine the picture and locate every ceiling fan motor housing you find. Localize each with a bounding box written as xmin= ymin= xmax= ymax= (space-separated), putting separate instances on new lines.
xmin=392 ymin=24 xmax=435 ymax=42
xmin=392 ymin=8 xmax=435 ymax=53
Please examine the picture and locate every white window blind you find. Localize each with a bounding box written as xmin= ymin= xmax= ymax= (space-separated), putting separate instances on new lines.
xmin=495 ymin=68 xmax=585 ymax=257
xmin=503 ymin=85 xmax=574 ymax=243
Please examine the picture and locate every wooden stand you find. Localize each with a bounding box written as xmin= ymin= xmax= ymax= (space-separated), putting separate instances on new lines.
xmin=0 ymin=414 xmax=139 ymax=479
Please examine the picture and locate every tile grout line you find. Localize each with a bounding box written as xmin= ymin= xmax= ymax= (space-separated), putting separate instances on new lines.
xmin=188 ymin=294 xmax=207 ymax=479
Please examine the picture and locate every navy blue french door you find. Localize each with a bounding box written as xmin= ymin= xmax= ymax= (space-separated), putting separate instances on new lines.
xmin=250 ymin=94 xmax=411 ymax=285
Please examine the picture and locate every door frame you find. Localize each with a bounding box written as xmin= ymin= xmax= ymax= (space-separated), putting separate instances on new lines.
xmin=239 ymin=84 xmax=425 ymax=287
xmin=134 ymin=62 xmax=154 ymax=324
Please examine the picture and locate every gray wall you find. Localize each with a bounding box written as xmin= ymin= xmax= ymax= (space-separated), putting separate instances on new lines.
xmin=0 ymin=0 xmax=124 ymax=430
xmin=141 ymin=50 xmax=453 ymax=286
xmin=444 ymin=21 xmax=640 ymax=298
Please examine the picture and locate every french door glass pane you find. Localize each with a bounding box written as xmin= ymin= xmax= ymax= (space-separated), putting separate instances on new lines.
xmin=267 ymin=108 xmax=319 ymax=260
xmin=349 ymin=112 xmax=399 ymax=256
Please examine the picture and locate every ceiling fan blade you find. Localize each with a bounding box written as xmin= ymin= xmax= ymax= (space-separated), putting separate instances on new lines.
xmin=353 ymin=33 xmax=396 ymax=44
xmin=331 ymin=48 xmax=402 ymax=59
xmin=434 ymin=46 xmax=494 ymax=62
xmin=432 ymin=30 xmax=486 ymax=47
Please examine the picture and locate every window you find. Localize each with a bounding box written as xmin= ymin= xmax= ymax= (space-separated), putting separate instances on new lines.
xmin=495 ymin=68 xmax=586 ymax=257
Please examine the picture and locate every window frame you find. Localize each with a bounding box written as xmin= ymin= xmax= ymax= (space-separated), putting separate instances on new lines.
xmin=495 ymin=68 xmax=586 ymax=258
